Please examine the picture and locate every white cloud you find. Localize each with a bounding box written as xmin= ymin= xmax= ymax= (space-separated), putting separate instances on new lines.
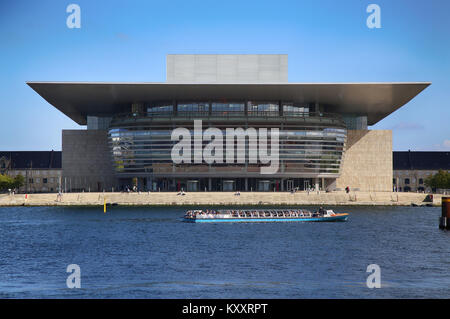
xmin=391 ymin=122 xmax=424 ymax=130
xmin=420 ymin=140 xmax=450 ymax=151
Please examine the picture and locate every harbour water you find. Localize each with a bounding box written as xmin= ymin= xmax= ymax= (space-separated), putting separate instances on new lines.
xmin=0 ymin=205 xmax=448 ymax=298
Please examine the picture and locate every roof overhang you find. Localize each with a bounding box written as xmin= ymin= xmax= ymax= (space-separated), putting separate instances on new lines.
xmin=27 ymin=82 xmax=430 ymax=125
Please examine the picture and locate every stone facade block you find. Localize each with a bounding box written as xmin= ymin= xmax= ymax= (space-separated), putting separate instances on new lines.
xmin=336 ymin=130 xmax=392 ymax=192
xmin=62 ymin=130 xmax=116 ymax=191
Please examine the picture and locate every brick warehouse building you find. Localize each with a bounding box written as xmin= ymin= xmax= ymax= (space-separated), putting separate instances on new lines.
xmin=0 ymin=151 xmax=62 ymax=193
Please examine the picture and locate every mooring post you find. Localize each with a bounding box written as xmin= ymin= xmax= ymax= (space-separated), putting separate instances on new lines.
xmin=439 ymin=197 xmax=450 ymax=230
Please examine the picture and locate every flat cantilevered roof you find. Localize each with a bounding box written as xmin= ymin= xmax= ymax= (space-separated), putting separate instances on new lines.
xmin=27 ymin=82 xmax=430 ymax=126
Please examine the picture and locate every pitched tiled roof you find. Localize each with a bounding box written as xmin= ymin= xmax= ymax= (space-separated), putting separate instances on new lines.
xmin=0 ymin=151 xmax=61 ymax=169
xmin=393 ymin=151 xmax=450 ymax=170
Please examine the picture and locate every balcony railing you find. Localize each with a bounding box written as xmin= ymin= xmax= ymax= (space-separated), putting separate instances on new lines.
xmin=111 ymin=110 xmax=344 ymax=124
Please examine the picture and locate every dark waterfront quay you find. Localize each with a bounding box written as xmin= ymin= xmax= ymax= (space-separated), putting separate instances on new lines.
xmin=0 ymin=206 xmax=449 ymax=298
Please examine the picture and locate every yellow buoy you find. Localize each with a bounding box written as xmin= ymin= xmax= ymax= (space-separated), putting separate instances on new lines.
xmin=104 ymin=198 xmax=106 ymax=213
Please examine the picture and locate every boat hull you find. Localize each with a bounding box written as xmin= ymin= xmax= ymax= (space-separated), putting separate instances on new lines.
xmin=184 ymin=213 xmax=349 ymax=223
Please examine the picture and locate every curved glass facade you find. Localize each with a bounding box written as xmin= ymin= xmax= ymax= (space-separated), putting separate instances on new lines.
xmin=108 ymin=101 xmax=347 ymax=190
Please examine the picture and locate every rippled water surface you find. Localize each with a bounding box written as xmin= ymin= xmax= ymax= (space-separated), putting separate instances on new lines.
xmin=0 ymin=205 xmax=448 ymax=298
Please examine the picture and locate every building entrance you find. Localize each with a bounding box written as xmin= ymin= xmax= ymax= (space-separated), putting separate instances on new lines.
xmin=286 ymin=180 xmax=294 ymax=191
xmin=303 ymin=180 xmax=310 ymax=191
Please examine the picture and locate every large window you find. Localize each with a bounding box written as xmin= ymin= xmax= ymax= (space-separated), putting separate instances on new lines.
xmin=147 ymin=104 xmax=173 ymax=115
xmin=211 ymin=102 xmax=245 ymax=115
xmin=283 ymin=103 xmax=309 ymax=116
xmin=109 ymin=104 xmax=347 ymax=176
xmin=177 ymin=102 xmax=209 ymax=114
xmin=248 ymin=101 xmax=279 ymax=116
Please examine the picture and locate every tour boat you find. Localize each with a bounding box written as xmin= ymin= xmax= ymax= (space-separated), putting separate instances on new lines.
xmin=183 ymin=209 xmax=349 ymax=223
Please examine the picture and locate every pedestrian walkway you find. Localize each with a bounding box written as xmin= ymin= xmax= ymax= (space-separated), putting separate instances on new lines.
xmin=0 ymin=191 xmax=441 ymax=206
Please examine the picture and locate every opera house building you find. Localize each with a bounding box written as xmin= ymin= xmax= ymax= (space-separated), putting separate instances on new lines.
xmin=28 ymin=54 xmax=430 ymax=192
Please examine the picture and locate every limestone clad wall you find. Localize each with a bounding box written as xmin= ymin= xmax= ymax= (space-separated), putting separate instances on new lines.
xmin=336 ymin=130 xmax=392 ymax=192
xmin=62 ymin=130 xmax=116 ymax=191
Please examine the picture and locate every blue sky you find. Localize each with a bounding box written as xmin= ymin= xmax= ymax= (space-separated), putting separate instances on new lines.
xmin=0 ymin=0 xmax=449 ymax=151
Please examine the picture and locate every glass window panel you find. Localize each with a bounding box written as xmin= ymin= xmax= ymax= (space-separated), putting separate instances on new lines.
xmin=178 ymin=102 xmax=209 ymax=113
xmin=211 ymin=102 xmax=244 ymax=115
xmin=283 ymin=104 xmax=309 ymax=116
xmin=248 ymin=101 xmax=279 ymax=115
xmin=147 ymin=105 xmax=173 ymax=115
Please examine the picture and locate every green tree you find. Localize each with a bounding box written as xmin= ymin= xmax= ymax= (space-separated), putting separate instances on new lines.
xmin=12 ymin=174 xmax=25 ymax=190
xmin=0 ymin=174 xmax=14 ymax=191
xmin=424 ymin=170 xmax=450 ymax=190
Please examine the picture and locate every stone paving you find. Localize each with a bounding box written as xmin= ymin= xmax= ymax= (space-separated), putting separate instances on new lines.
xmin=0 ymin=191 xmax=442 ymax=207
